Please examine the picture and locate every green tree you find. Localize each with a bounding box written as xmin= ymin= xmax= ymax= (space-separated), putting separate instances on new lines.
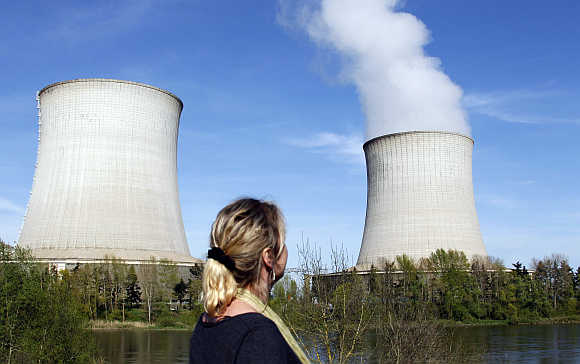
xmin=107 ymin=257 xmax=128 ymax=319
xmin=158 ymin=259 xmax=179 ymax=306
xmin=138 ymin=258 xmax=159 ymax=324
xmin=427 ymin=249 xmax=479 ymax=321
xmin=574 ymin=267 xmax=580 ymax=313
xmin=125 ymin=265 xmax=142 ymax=310
xmin=174 ymin=279 xmax=188 ymax=310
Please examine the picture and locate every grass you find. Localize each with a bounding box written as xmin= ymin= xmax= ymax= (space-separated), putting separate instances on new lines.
xmin=90 ymin=320 xmax=153 ymax=329
xmin=89 ymin=308 xmax=202 ymax=330
xmin=437 ymin=319 xmax=509 ymax=327
xmin=89 ymin=319 xmax=196 ymax=330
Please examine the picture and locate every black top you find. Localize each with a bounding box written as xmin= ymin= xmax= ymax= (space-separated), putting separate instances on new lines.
xmin=189 ymin=312 xmax=301 ymax=364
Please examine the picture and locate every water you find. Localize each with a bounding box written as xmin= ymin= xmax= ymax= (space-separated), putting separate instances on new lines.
xmin=94 ymin=324 xmax=580 ymax=363
xmin=457 ymin=324 xmax=580 ymax=363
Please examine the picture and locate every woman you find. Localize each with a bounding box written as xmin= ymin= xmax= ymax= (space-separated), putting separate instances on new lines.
xmin=189 ymin=198 xmax=309 ymax=364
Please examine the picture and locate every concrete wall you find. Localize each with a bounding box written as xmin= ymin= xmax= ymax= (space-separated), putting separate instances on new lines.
xmin=357 ymin=131 xmax=487 ymax=267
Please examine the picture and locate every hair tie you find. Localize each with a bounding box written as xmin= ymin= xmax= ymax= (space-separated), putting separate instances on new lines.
xmin=207 ymin=247 xmax=236 ymax=272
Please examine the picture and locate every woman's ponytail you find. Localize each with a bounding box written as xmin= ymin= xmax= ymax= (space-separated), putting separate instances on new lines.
xmin=202 ymin=258 xmax=237 ymax=317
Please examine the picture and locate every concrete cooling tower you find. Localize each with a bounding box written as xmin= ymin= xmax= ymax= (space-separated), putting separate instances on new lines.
xmin=357 ymin=131 xmax=487 ymax=268
xmin=19 ymin=79 xmax=199 ymax=265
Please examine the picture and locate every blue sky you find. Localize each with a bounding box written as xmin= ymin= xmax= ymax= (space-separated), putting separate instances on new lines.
xmin=1 ymin=0 xmax=579 ymax=269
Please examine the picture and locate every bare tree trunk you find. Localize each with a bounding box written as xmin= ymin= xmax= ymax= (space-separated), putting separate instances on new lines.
xmin=147 ymin=289 xmax=152 ymax=324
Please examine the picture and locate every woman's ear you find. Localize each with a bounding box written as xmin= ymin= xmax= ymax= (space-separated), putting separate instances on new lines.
xmin=261 ymin=247 xmax=274 ymax=270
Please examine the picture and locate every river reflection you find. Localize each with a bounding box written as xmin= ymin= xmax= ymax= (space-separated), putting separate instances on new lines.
xmin=95 ymin=324 xmax=580 ymax=363
xmin=94 ymin=329 xmax=191 ymax=364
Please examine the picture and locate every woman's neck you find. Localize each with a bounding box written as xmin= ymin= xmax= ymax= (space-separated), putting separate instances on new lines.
xmin=248 ymin=281 xmax=269 ymax=305
xmin=218 ymin=281 xmax=270 ymax=318
xmin=219 ymin=298 xmax=256 ymax=318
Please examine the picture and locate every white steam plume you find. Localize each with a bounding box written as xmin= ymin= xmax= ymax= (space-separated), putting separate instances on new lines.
xmin=287 ymin=0 xmax=470 ymax=140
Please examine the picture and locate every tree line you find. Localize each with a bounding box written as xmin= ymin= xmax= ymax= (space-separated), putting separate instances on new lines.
xmin=67 ymin=257 xmax=204 ymax=328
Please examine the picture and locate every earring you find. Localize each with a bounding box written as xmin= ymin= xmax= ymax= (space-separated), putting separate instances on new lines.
xmin=271 ymin=269 xmax=276 ymax=282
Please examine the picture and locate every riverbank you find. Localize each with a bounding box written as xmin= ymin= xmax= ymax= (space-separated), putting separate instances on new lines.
xmin=439 ymin=314 xmax=580 ymax=327
xmin=90 ymin=314 xmax=580 ymax=332
xmin=89 ymin=320 xmax=194 ymax=330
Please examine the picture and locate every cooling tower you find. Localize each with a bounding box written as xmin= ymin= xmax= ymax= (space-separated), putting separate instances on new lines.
xmin=357 ymin=131 xmax=486 ymax=268
xmin=19 ymin=79 xmax=199 ymax=264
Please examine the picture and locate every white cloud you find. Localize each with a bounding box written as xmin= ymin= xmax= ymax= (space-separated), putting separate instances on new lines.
xmin=0 ymin=95 xmax=35 ymax=118
xmin=464 ymin=89 xmax=580 ymax=124
xmin=482 ymin=226 xmax=580 ymax=268
xmin=510 ymin=180 xmax=536 ymax=186
xmin=285 ymin=132 xmax=364 ymax=165
xmin=118 ymin=65 xmax=155 ymax=83
xmin=0 ymin=217 xmax=20 ymax=244
xmin=477 ymin=194 xmax=518 ymax=209
xmin=0 ymin=197 xmax=24 ymax=214
xmin=463 ymin=89 xmax=550 ymax=109
xmin=47 ymin=0 xmax=156 ymax=42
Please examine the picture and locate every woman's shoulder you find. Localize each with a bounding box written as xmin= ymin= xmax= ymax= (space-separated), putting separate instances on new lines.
xmin=195 ymin=312 xmax=274 ymax=330
xmin=192 ymin=312 xmax=281 ymax=342
xmin=235 ymin=315 xmax=300 ymax=363
xmin=190 ymin=312 xmax=299 ymax=363
xmin=193 ymin=312 xmax=286 ymax=346
xmin=231 ymin=312 xmax=279 ymax=330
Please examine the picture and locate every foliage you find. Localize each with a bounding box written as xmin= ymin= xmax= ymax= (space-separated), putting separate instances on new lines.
xmin=0 ymin=241 xmax=100 ymax=363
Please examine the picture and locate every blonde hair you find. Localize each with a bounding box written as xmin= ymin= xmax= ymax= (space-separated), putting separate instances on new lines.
xmin=202 ymin=198 xmax=286 ymax=317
